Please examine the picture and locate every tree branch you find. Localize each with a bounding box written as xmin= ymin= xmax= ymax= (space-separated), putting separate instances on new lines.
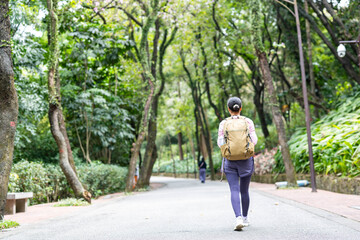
xmin=136 ymin=0 xmax=149 ymax=15
xmin=212 ymin=0 xmax=226 ymax=36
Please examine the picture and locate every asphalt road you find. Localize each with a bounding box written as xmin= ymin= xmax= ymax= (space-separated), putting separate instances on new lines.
xmin=1 ymin=177 xmax=360 ymax=240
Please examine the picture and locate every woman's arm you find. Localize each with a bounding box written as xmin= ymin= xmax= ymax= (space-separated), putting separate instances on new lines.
xmin=217 ymin=120 xmax=226 ymax=148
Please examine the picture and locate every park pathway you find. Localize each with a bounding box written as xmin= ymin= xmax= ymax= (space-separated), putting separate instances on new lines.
xmin=1 ymin=176 xmax=360 ymax=240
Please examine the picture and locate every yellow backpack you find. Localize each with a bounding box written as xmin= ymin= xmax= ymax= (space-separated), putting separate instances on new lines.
xmin=220 ymin=116 xmax=254 ymax=160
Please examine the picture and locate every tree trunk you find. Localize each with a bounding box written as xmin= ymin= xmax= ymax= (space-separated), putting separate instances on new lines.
xmin=137 ymin=27 xmax=177 ymax=188
xmin=126 ymin=78 xmax=154 ymax=191
xmin=199 ymin=104 xmax=215 ymax=180
xmin=253 ymin=86 xmax=269 ymax=139
xmin=177 ymin=132 xmax=184 ymax=161
xmin=251 ymin=0 xmax=296 ymax=186
xmin=199 ymin=132 xmax=208 ymax=160
xmin=168 ymin=135 xmax=176 ymax=178
xmin=257 ymin=51 xmax=297 ymax=186
xmin=107 ymin=147 xmax=112 ymax=164
xmin=125 ymin=0 xmax=160 ymax=191
xmin=304 ymin=0 xmax=319 ymax=118
xmin=194 ymin=107 xmax=201 ymax=164
xmin=0 ymin=0 xmax=18 ymax=220
xmin=187 ymin=129 xmax=197 ymax=179
xmin=137 ymin=103 xmax=157 ymax=187
xmin=181 ymin=51 xmax=215 ymax=180
xmin=59 ymin=115 xmax=77 ymax=173
xmin=46 ymin=0 xmax=91 ymax=202
xmin=186 ymin=143 xmax=190 ymax=178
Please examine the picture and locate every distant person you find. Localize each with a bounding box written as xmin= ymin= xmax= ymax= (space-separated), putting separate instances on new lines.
xmin=218 ymin=97 xmax=258 ymax=231
xmin=133 ymin=166 xmax=139 ymax=190
xmin=198 ymin=157 xmax=207 ymax=183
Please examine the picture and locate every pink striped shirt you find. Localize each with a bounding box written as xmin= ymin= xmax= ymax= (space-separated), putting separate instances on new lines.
xmin=217 ymin=115 xmax=258 ymax=148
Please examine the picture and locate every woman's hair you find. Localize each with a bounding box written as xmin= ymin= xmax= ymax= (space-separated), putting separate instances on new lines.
xmin=227 ymin=97 xmax=242 ymax=112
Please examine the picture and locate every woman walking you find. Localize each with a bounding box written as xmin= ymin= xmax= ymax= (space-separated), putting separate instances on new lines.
xmin=218 ymin=97 xmax=258 ymax=231
xmin=198 ymin=157 xmax=207 ymax=183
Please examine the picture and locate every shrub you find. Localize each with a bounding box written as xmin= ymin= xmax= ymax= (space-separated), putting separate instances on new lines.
xmin=9 ymin=161 xmax=52 ymax=204
xmin=77 ymin=162 xmax=128 ymax=198
xmin=8 ymin=161 xmax=128 ymax=205
xmin=154 ymin=157 xmax=197 ymax=174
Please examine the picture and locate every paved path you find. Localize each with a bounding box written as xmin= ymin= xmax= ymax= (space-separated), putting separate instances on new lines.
xmin=1 ymin=177 xmax=360 ymax=240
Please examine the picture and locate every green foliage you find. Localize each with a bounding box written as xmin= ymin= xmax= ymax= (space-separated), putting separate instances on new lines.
xmin=255 ymin=125 xmax=279 ymax=152
xmin=154 ymin=150 xmax=223 ymax=174
xmin=249 ymin=0 xmax=265 ymax=52
xmin=65 ymin=88 xmax=135 ymax=164
xmin=8 ymin=0 xmax=360 ymax=190
xmin=53 ymin=198 xmax=90 ymax=207
xmin=154 ymin=152 xmax=197 ymax=174
xmin=8 ymin=161 xmax=128 ymax=204
xmin=0 ymin=220 xmax=20 ymax=230
xmin=77 ymin=162 xmax=128 ymax=198
xmin=9 ymin=161 xmax=53 ymax=204
xmin=274 ymin=92 xmax=360 ymax=177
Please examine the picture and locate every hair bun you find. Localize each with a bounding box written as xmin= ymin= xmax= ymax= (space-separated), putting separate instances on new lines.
xmin=233 ymin=104 xmax=240 ymax=111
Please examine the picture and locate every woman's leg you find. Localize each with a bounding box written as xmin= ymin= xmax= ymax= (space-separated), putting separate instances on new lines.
xmin=239 ymin=174 xmax=252 ymax=217
xmin=199 ymin=169 xmax=206 ymax=182
xmin=225 ymin=171 xmax=241 ymax=217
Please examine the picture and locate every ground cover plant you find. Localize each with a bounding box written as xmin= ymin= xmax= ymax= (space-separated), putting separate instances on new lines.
xmin=53 ymin=198 xmax=90 ymax=207
xmin=274 ymin=91 xmax=360 ymax=177
xmin=0 ymin=220 xmax=20 ymax=230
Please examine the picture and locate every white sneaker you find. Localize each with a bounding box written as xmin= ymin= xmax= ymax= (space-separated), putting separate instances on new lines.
xmin=243 ymin=217 xmax=249 ymax=227
xmin=234 ymin=216 xmax=244 ymax=230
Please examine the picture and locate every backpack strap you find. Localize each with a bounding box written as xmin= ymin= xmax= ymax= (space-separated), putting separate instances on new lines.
xmin=223 ymin=117 xmax=232 ymax=143
xmin=240 ymin=116 xmax=253 ymax=154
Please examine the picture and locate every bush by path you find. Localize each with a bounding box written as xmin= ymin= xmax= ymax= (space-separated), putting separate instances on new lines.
xmin=8 ymin=161 xmax=128 ymax=205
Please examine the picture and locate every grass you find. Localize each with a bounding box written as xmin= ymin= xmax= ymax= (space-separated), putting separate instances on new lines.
xmin=53 ymin=198 xmax=90 ymax=207
xmin=0 ymin=220 xmax=20 ymax=230
xmin=135 ymin=187 xmax=149 ymax=192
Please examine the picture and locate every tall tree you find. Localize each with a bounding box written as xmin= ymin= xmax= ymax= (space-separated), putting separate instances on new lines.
xmin=177 ymin=132 xmax=184 ymax=161
xmin=46 ymin=0 xmax=91 ymax=202
xmin=137 ymin=25 xmax=178 ymax=187
xmin=0 ymin=0 xmax=18 ymax=221
xmin=125 ymin=0 xmax=160 ymax=191
xmin=250 ymin=0 xmax=297 ymax=186
xmin=181 ymin=51 xmax=216 ymax=180
xmin=304 ymin=0 xmax=318 ymax=118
